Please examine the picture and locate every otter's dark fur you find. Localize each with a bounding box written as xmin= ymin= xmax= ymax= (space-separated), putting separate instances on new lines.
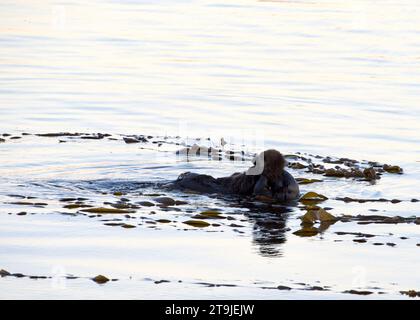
xmin=166 ymin=149 xmax=300 ymax=201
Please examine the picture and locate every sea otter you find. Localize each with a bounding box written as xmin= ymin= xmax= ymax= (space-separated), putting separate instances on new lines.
xmin=166 ymin=149 xmax=300 ymax=201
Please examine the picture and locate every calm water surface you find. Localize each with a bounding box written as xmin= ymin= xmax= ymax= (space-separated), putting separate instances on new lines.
xmin=0 ymin=0 xmax=420 ymax=299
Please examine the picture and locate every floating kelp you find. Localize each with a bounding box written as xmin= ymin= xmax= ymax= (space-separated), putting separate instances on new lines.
xmin=322 ymin=157 xmax=347 ymax=165
xmin=296 ymin=178 xmax=323 ymax=185
xmin=324 ymin=167 xmax=365 ymax=178
xmin=183 ymin=220 xmax=210 ymax=228
xmin=198 ymin=210 xmax=223 ymax=217
xmin=36 ymin=132 xmax=84 ymax=137
xmin=92 ymin=275 xmax=109 ymax=284
xmin=383 ymin=165 xmax=403 ymax=174
xmin=293 ymin=226 xmax=319 ymax=237
xmin=108 ymin=202 xmax=139 ymax=210
xmin=12 ymin=273 xmax=25 ymax=278
xmin=28 ymin=275 xmax=49 ymax=279
xmin=156 ymin=219 xmax=171 ymax=223
xmin=154 ymin=280 xmax=170 ymax=284
xmin=80 ymin=133 xmax=110 ymax=140
xmin=343 ymin=290 xmax=373 ymax=295
xmin=9 ymin=201 xmax=47 ymax=207
xmin=194 ymin=281 xmax=237 ymax=288
xmin=284 ymin=152 xmax=404 ymax=180
xmin=7 ymin=194 xmax=26 ymax=199
xmin=0 ymin=269 xmax=11 ymax=277
xmin=336 ymin=197 xmax=403 ymax=203
xmin=294 ymin=209 xmax=339 ymax=236
xmin=138 ymin=201 xmax=155 ymax=207
xmin=124 ymin=135 xmax=148 ymax=143
xmin=192 ymin=213 xmax=224 ymax=220
xmin=335 ymin=232 xmax=376 ymax=238
xmin=104 ymin=222 xmax=125 ymax=227
xmin=304 ymin=286 xmax=329 ymax=291
xmin=121 ymin=223 xmax=136 ymax=229
xmin=59 ymin=198 xmax=78 ymax=202
xmin=363 ymin=168 xmax=379 ymax=181
xmin=299 ymin=192 xmax=328 ymax=205
xmin=1 ymin=268 xmax=120 ymax=285
xmin=124 ymin=137 xmax=144 ymax=144
xmin=400 ymin=290 xmax=420 ymax=298
xmin=353 ymin=239 xmax=367 ymax=243
xmin=0 ymin=269 xmax=50 ymax=280
xmin=300 ymin=208 xmax=337 ymax=225
xmin=289 ymin=162 xmax=307 ymax=169
xmin=229 ymin=223 xmax=245 ymax=228
xmin=154 ymin=197 xmax=176 ymax=206
xmin=61 ymin=197 xmax=89 ymax=202
xmin=277 ymin=285 xmax=292 ymax=290
xmin=63 ymin=204 xmax=93 ymax=209
xmin=261 ymin=285 xmax=293 ymax=290
xmin=338 ymin=214 xmax=419 ymax=225
xmin=80 ymin=207 xmax=136 ymax=214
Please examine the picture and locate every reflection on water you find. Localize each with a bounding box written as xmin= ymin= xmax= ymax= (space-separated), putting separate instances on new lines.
xmin=0 ymin=130 xmax=420 ymax=299
xmin=247 ymin=207 xmax=291 ymax=257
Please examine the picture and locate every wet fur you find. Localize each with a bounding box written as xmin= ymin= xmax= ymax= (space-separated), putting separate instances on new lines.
xmin=218 ymin=149 xmax=286 ymax=195
xmin=167 ymin=149 xmax=299 ymax=201
xmin=254 ymin=149 xmax=286 ymax=185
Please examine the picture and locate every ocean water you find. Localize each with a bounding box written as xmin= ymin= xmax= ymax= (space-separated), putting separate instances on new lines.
xmin=0 ymin=0 xmax=419 ymax=299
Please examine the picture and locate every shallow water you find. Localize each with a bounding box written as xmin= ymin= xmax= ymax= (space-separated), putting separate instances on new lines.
xmin=1 ymin=0 xmax=420 ymax=299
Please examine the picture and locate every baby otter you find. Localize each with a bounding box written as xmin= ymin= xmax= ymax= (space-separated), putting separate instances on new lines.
xmin=166 ymin=149 xmax=300 ymax=201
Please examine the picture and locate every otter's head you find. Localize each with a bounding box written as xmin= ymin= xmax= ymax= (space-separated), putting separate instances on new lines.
xmin=251 ymin=149 xmax=286 ymax=182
